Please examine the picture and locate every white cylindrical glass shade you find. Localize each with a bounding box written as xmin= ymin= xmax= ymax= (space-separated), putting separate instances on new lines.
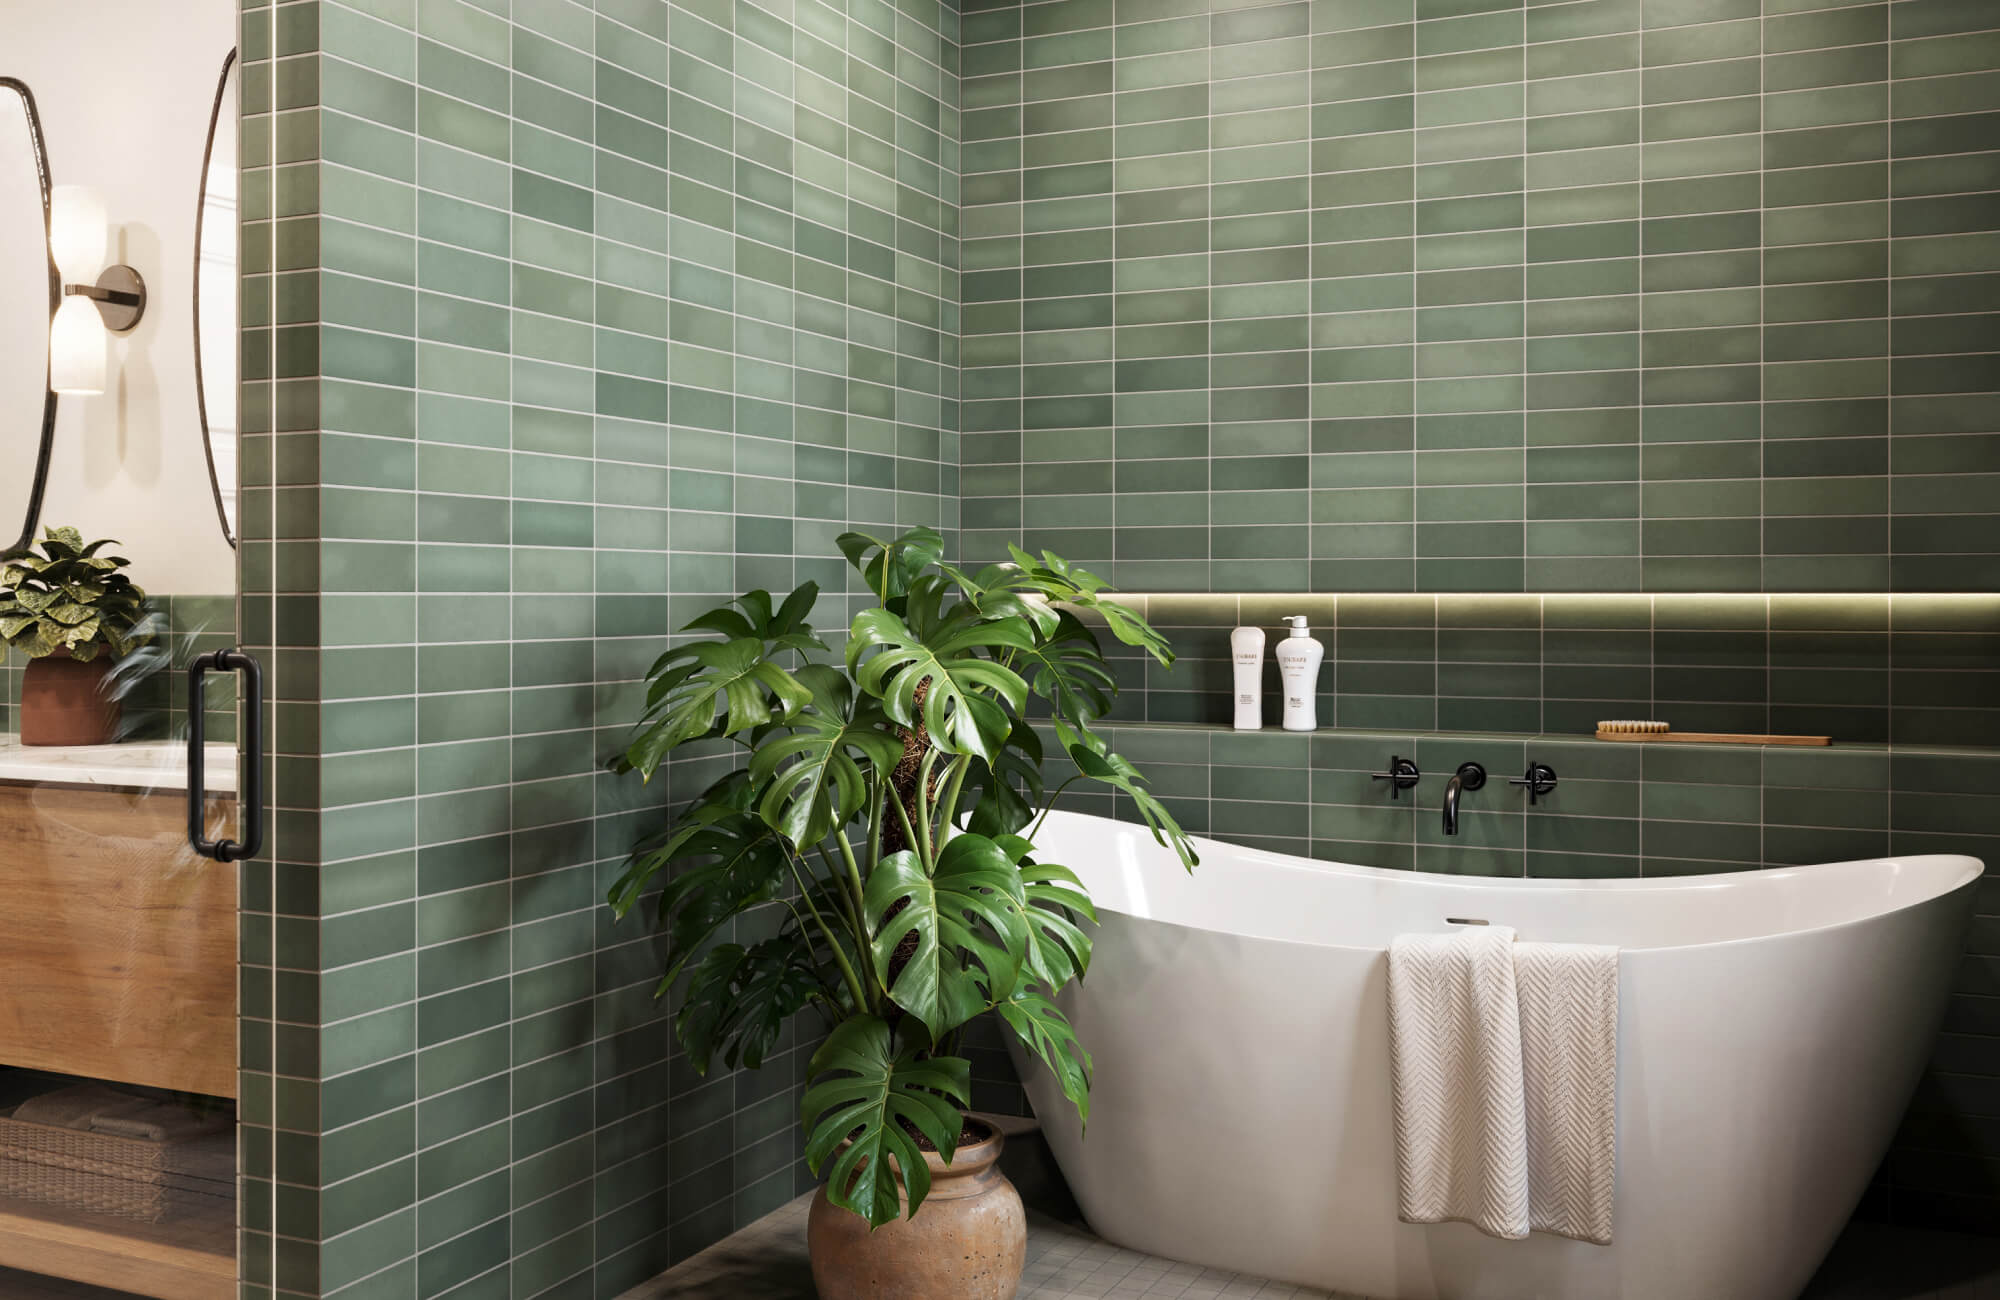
xmin=50 ymin=295 xmax=106 ymax=395
xmin=49 ymin=184 xmax=107 ymax=282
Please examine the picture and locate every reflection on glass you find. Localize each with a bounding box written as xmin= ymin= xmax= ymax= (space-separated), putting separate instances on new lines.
xmin=0 ymin=45 xmax=241 ymax=1300
xmin=0 ymin=739 xmax=240 ymax=1280
xmin=194 ymin=53 xmax=237 ymax=545
xmin=0 ymin=84 xmax=54 ymax=547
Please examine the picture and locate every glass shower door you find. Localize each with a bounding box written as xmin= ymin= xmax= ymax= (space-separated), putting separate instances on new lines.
xmin=0 ymin=5 xmax=248 ymax=1296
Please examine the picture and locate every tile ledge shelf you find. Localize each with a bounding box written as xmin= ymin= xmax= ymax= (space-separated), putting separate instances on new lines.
xmin=1078 ymin=719 xmax=2000 ymax=761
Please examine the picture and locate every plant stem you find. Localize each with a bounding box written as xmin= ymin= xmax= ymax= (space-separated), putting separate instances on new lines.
xmin=1028 ymin=775 xmax=1083 ymax=842
xmin=934 ymin=754 xmax=971 ymax=846
xmin=866 ymin=769 xmax=885 ymax=876
xmin=787 ymin=852 xmax=869 ymax=1013
xmin=889 ymin=786 xmax=921 ymax=861
xmin=815 ymin=842 xmax=865 ymax=947
xmin=774 ymin=893 xmax=849 ymax=1019
xmin=833 ymin=829 xmax=871 ymax=956
xmin=818 ymin=839 xmax=880 ymax=1011
xmin=914 ymin=748 xmax=940 ymax=866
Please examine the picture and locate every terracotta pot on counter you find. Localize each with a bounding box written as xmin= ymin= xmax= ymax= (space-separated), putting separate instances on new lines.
xmin=21 ymin=649 xmax=118 ymax=746
xmin=807 ymin=1121 xmax=1026 ymax=1300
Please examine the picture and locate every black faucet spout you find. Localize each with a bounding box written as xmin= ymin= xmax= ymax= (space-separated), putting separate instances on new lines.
xmin=1442 ymin=762 xmax=1486 ymax=835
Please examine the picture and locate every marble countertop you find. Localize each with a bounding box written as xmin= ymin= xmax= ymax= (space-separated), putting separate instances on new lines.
xmin=0 ymin=736 xmax=238 ymax=794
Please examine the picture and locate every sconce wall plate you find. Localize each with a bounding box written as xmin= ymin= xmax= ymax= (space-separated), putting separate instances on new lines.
xmin=68 ymin=263 xmax=145 ymax=332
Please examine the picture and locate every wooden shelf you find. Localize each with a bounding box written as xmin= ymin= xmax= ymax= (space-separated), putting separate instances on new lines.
xmin=0 ymin=1191 xmax=233 ymax=1299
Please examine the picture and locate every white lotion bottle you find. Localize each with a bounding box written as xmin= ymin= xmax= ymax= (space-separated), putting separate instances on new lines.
xmin=1275 ymin=615 xmax=1324 ymax=732
xmin=1230 ymin=625 xmax=1266 ymax=730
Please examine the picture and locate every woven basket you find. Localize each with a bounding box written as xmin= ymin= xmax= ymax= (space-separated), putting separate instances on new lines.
xmin=0 ymin=1112 xmax=231 ymax=1223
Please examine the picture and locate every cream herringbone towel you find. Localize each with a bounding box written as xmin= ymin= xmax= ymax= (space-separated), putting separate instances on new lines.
xmin=1387 ymin=925 xmax=1530 ymax=1240
xmin=1516 ymin=941 xmax=1619 ymax=1245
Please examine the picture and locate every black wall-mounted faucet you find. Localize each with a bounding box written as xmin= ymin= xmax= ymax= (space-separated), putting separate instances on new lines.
xmin=1372 ymin=754 xmax=1421 ymax=799
xmin=1510 ymin=762 xmax=1559 ymax=805
xmin=1442 ymin=762 xmax=1485 ymax=835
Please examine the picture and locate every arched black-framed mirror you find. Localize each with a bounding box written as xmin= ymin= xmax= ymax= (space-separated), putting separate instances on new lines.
xmin=0 ymin=76 xmax=60 ymax=560
xmin=193 ymin=48 xmax=237 ymax=548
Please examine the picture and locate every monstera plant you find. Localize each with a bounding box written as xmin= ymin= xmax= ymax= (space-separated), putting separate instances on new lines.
xmin=608 ymin=527 xmax=1196 ymax=1230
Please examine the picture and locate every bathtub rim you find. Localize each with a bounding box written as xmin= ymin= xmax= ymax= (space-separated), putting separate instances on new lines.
xmin=1036 ymin=809 xmax=1983 ymax=957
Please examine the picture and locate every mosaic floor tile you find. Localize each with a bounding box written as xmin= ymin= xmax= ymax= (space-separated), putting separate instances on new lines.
xmin=621 ymin=1196 xmax=2000 ymax=1300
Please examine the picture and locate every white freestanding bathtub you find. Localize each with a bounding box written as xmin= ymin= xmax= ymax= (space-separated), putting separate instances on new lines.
xmin=1008 ymin=809 xmax=1981 ymax=1300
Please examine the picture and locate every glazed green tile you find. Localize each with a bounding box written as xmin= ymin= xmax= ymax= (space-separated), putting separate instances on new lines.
xmin=236 ymin=0 xmax=2000 ymax=1271
xmin=1641 ymin=818 xmax=1761 ymax=864
xmin=1766 ymin=824 xmax=1892 ymax=867
xmin=259 ymin=7 xmax=959 ymax=1274
xmin=1525 ymin=848 xmax=1643 ymax=878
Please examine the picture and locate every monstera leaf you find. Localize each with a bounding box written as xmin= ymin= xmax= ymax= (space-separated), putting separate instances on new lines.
xmin=941 ymin=561 xmax=1063 ymax=636
xmin=837 ymin=526 xmax=946 ymax=607
xmin=1068 ymin=744 xmax=1200 ymax=872
xmin=748 ymin=665 xmax=905 ymax=848
xmin=965 ymin=719 xmax=1044 ymax=839
xmin=682 ymin=581 xmax=825 ymax=657
xmin=625 ymin=638 xmax=812 ymax=778
xmin=1006 ymin=544 xmax=1173 ymax=667
xmin=677 ymin=938 xmax=827 ymax=1075
xmin=1011 ymin=610 xmax=1118 ymax=739
xmin=864 ymin=835 xmax=1028 ymax=1042
xmin=802 ymin=1016 xmax=970 ymax=1227
xmin=941 ymin=555 xmax=1087 ymax=633
xmin=996 ymin=835 xmax=1096 ymax=989
xmin=998 ymin=989 xmax=1092 ymax=1126
xmin=847 ymin=608 xmax=1034 ymax=762
xmin=607 ymin=807 xmax=794 ymax=992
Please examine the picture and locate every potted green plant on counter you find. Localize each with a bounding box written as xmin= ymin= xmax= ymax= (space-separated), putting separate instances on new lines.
xmin=0 ymin=527 xmax=158 ymax=746
xmin=607 ymin=527 xmax=1196 ymax=1300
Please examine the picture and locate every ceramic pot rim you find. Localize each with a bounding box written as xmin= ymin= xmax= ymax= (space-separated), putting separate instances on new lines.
xmin=832 ymin=1116 xmax=1007 ymax=1184
xmin=928 ymin=1118 xmax=1003 ymax=1176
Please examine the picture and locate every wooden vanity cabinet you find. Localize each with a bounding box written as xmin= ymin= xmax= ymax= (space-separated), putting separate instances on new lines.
xmin=0 ymin=781 xmax=237 ymax=1099
xmin=0 ymin=776 xmax=239 ymax=1298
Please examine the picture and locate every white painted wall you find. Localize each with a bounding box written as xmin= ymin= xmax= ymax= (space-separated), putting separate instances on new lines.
xmin=4 ymin=0 xmax=237 ymax=594
xmin=0 ymin=89 xmax=51 ymax=531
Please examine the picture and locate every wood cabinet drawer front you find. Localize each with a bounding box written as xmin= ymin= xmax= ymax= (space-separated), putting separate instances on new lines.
xmin=0 ymin=784 xmax=236 ymax=1099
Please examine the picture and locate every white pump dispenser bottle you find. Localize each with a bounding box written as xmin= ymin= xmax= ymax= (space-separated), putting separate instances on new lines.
xmin=1275 ymin=615 xmax=1323 ymax=732
xmin=1230 ymin=625 xmax=1266 ymax=729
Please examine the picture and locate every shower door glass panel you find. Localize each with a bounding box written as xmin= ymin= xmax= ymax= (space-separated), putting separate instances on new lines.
xmin=0 ymin=3 xmax=246 ymax=1296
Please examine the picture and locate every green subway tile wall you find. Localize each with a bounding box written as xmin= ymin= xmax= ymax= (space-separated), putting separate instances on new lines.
xmin=956 ymin=0 xmax=2000 ymax=593
xmin=238 ymin=0 xmax=960 ymax=1294
xmin=227 ymin=0 xmax=2000 ymax=1287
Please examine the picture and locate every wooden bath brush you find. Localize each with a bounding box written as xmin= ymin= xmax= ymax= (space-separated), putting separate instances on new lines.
xmin=1594 ymin=720 xmax=1830 ymax=746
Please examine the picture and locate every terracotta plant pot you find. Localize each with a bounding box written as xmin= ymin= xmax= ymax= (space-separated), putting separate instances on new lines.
xmin=807 ymin=1122 xmax=1026 ymax=1300
xmin=21 ymin=650 xmax=118 ymax=746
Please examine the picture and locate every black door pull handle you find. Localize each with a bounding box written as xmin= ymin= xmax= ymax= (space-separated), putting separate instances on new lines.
xmin=188 ymin=648 xmax=262 ymax=862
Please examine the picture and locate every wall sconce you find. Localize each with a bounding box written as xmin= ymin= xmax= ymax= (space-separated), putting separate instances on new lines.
xmin=49 ymin=184 xmax=146 ymax=396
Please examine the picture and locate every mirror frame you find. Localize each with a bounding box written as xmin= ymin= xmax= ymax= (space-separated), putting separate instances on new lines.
xmin=0 ymin=76 xmax=59 ymax=561
xmin=193 ymin=48 xmax=237 ymax=549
